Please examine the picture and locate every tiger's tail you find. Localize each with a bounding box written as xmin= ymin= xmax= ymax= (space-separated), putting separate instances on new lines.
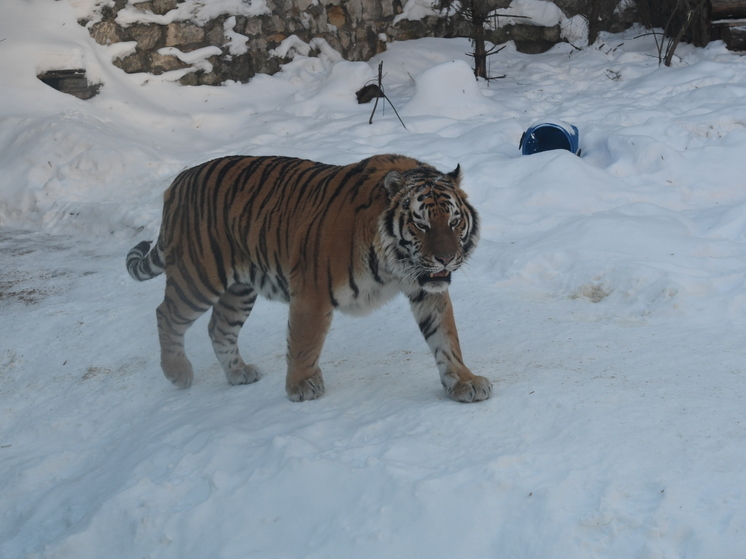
xmin=126 ymin=238 xmax=165 ymax=281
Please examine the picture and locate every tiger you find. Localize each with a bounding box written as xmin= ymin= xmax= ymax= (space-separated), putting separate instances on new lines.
xmin=126 ymin=154 xmax=491 ymax=403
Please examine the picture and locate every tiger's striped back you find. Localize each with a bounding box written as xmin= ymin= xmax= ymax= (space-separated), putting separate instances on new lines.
xmin=156 ymin=155 xmax=421 ymax=311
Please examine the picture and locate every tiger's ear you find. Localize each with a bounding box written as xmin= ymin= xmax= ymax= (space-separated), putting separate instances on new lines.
xmin=447 ymin=164 xmax=462 ymax=182
xmin=383 ymin=170 xmax=405 ymax=199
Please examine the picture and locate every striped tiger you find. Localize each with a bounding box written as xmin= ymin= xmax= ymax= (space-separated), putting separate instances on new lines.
xmin=126 ymin=154 xmax=491 ymax=403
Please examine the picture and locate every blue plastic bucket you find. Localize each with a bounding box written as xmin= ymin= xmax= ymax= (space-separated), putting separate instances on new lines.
xmin=520 ymin=122 xmax=581 ymax=156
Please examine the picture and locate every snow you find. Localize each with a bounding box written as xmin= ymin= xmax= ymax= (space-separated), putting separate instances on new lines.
xmin=488 ymin=0 xmax=590 ymax=46
xmin=223 ymin=16 xmax=249 ymax=56
xmin=270 ymin=35 xmax=344 ymax=64
xmin=2 ymin=0 xmax=746 ymax=557
xmin=114 ymin=0 xmax=270 ymax=26
xmin=157 ymin=46 xmax=223 ymax=73
xmin=401 ymin=59 xmax=498 ymax=118
xmin=393 ymin=0 xmax=441 ymax=24
xmin=492 ymin=0 xmax=566 ymax=28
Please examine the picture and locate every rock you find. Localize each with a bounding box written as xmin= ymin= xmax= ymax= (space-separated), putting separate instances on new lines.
xmin=115 ymin=53 xmax=145 ymax=73
xmin=149 ymin=52 xmax=185 ymax=74
xmin=130 ymin=24 xmax=164 ymax=51
xmin=166 ymin=22 xmax=205 ymax=47
xmin=89 ymin=21 xmax=123 ymax=45
xmin=152 ymin=0 xmax=178 ymax=16
xmin=328 ymin=6 xmax=346 ymax=28
xmin=356 ymin=83 xmax=383 ymax=103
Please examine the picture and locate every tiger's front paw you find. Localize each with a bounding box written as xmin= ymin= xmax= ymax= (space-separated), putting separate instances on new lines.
xmin=162 ymin=355 xmax=194 ymax=389
xmin=286 ymin=370 xmax=325 ymax=402
xmin=444 ymin=375 xmax=492 ymax=403
xmin=226 ymin=364 xmax=261 ymax=385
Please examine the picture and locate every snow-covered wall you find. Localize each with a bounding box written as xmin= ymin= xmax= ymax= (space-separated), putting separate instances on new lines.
xmin=82 ymin=0 xmax=637 ymax=85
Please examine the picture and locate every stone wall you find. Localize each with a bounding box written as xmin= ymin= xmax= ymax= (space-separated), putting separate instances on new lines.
xmin=83 ymin=0 xmax=637 ymax=86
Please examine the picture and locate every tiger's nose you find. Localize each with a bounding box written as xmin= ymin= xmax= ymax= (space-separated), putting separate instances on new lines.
xmin=435 ymin=254 xmax=455 ymax=266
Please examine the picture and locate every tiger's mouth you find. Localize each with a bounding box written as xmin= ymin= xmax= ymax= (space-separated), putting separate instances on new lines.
xmin=418 ymin=269 xmax=452 ymax=286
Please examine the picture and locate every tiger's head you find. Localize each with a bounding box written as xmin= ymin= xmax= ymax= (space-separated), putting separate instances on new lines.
xmin=380 ymin=163 xmax=479 ymax=293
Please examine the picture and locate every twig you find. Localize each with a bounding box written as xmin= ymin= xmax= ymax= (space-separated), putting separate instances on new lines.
xmin=368 ymin=61 xmax=407 ymax=130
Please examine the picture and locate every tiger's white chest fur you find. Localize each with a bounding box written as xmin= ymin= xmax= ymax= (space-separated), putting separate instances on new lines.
xmin=333 ymin=275 xmax=403 ymax=317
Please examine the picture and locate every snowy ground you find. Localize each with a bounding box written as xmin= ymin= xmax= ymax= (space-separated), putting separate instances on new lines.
xmin=2 ymin=1 xmax=746 ymax=557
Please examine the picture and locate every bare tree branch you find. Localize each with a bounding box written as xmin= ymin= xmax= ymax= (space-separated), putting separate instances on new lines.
xmin=368 ymin=62 xmax=407 ymax=130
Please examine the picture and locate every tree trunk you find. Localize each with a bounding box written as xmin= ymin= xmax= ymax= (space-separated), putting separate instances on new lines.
xmin=711 ymin=0 xmax=746 ymax=19
xmin=587 ymin=0 xmax=602 ymax=45
xmin=472 ymin=18 xmax=487 ymax=77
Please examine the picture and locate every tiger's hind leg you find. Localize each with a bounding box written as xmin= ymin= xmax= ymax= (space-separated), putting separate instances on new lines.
xmin=208 ymin=283 xmax=261 ymax=385
xmin=156 ymin=286 xmax=215 ymax=389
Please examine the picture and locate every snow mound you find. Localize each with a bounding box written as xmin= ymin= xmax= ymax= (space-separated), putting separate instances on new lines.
xmin=402 ymin=59 xmax=498 ymax=118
